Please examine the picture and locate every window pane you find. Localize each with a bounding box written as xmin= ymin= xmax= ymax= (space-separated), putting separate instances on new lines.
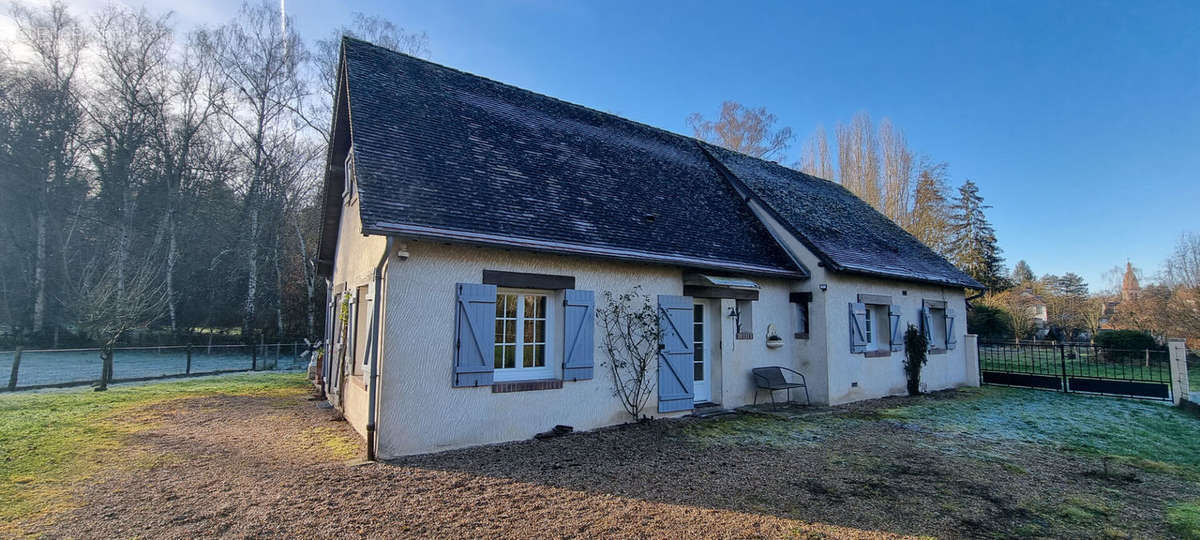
xmin=694 ymin=304 xmax=703 ymax=322
xmin=495 ymin=319 xmax=505 ymax=343
xmin=693 ymin=321 xmax=703 ymax=343
xmin=494 ymin=345 xmax=503 ymax=369
xmin=523 ymin=345 xmax=534 ymax=368
xmin=505 ymin=345 xmax=516 ymax=368
xmin=536 ymin=296 xmax=546 ymax=317
xmin=495 ymin=295 xmax=505 ymax=318
xmin=504 ymin=320 xmax=516 ymax=343
xmin=694 ymin=361 xmax=704 ymax=381
xmin=504 ymin=295 xmax=517 ymax=317
xmin=523 ymin=320 xmax=535 ymax=343
xmin=535 ymin=344 xmax=545 ymax=367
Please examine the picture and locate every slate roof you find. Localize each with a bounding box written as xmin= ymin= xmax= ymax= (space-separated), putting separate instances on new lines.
xmin=339 ymin=37 xmax=799 ymax=277
xmin=322 ymin=37 xmax=980 ymax=288
xmin=701 ymin=143 xmax=982 ymax=288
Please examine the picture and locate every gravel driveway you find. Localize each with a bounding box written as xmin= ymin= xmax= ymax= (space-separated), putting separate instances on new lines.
xmin=24 ymin=384 xmax=1200 ymax=538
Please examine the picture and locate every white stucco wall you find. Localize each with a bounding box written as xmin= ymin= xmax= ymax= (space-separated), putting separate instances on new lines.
xmin=328 ymin=196 xmax=387 ymax=437
xmin=820 ymin=273 xmax=970 ymax=405
xmin=333 ymin=212 xmax=971 ymax=456
xmin=377 ymin=241 xmax=693 ymax=457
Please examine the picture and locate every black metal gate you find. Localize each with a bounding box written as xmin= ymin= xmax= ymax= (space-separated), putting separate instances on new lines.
xmin=979 ymin=341 xmax=1173 ymax=400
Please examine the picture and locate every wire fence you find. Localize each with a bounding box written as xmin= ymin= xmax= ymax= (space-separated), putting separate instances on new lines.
xmin=0 ymin=343 xmax=311 ymax=392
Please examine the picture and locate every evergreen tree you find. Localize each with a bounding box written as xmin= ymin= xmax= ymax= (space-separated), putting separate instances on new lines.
xmin=1053 ymin=273 xmax=1088 ymax=297
xmin=948 ymin=180 xmax=1006 ymax=290
xmin=1011 ymin=260 xmax=1034 ymax=284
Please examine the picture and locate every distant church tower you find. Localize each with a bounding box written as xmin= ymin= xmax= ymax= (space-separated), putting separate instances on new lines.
xmin=1121 ymin=261 xmax=1140 ymax=302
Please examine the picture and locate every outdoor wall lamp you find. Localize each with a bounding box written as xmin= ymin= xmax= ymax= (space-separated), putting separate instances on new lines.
xmin=819 ymin=284 xmax=828 ymax=291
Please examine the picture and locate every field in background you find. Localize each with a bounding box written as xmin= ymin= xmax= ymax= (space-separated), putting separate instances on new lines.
xmin=0 ymin=344 xmax=309 ymax=390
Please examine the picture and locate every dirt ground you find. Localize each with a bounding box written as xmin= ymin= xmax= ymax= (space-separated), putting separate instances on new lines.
xmin=24 ymin=385 xmax=1200 ymax=539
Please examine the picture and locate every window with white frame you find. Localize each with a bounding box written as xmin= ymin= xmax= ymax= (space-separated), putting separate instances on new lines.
xmin=493 ymin=290 xmax=555 ymax=381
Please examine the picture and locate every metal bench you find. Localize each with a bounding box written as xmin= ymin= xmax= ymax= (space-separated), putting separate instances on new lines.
xmin=751 ymin=366 xmax=810 ymax=409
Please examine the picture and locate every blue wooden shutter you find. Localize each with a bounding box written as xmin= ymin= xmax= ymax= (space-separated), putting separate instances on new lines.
xmin=453 ymin=283 xmax=497 ymax=387
xmin=657 ymin=295 xmax=694 ymax=413
xmin=920 ymin=306 xmax=933 ymax=346
xmin=562 ymin=289 xmax=594 ymax=381
xmin=945 ymin=308 xmax=957 ymax=350
xmin=849 ymin=302 xmax=867 ymax=353
xmin=889 ymin=304 xmax=904 ymax=352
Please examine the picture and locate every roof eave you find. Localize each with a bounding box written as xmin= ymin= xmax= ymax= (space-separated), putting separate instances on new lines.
xmin=833 ymin=263 xmax=984 ymax=290
xmin=367 ymin=221 xmax=808 ymax=279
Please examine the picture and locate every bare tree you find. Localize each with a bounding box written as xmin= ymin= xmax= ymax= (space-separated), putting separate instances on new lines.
xmin=151 ymin=31 xmax=226 ymax=332
xmin=200 ymin=1 xmax=307 ymax=339
xmin=7 ymin=1 xmax=87 ymax=335
xmin=796 ymin=125 xmax=834 ymax=180
xmin=907 ymin=158 xmax=952 ymax=256
xmin=836 ymin=111 xmax=881 ymax=208
xmin=1163 ymin=232 xmax=1200 ymax=289
xmin=86 ymin=6 xmax=173 ymax=297
xmin=981 ymin=290 xmax=1038 ymax=342
xmin=879 ymin=119 xmax=913 ymax=225
xmin=72 ymin=255 xmax=168 ymax=390
xmin=597 ymin=288 xmax=661 ymax=421
xmin=1080 ymin=295 xmax=1106 ymax=343
xmin=308 ymin=12 xmax=429 ymax=142
xmin=1162 ymin=232 xmax=1200 ymax=344
xmin=687 ymin=101 xmax=794 ymax=162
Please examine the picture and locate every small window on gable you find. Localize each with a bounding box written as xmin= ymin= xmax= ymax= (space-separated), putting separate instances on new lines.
xmin=493 ymin=289 xmax=556 ymax=382
xmin=342 ymin=151 xmax=356 ymax=204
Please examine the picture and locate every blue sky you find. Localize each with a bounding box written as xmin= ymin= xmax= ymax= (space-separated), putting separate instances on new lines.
xmin=62 ymin=0 xmax=1200 ymax=290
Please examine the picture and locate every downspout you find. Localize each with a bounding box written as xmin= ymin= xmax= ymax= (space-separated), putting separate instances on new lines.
xmin=365 ymin=237 xmax=393 ymax=461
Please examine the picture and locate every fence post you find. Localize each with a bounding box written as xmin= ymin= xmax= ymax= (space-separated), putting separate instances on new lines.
xmin=964 ymin=334 xmax=980 ymax=387
xmin=7 ymin=346 xmax=22 ymax=391
xmin=251 ymin=342 xmax=257 ymax=371
xmin=185 ymin=344 xmax=192 ymax=375
xmin=1059 ymin=343 xmax=1069 ymax=393
xmin=1169 ymin=338 xmax=1189 ymax=406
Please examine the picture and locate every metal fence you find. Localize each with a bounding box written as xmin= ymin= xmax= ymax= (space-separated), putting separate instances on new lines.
xmin=0 ymin=343 xmax=311 ymax=392
xmin=979 ymin=341 xmax=1173 ymax=400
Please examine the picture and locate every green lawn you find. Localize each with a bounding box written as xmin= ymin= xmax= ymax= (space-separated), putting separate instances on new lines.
xmin=0 ymin=373 xmax=309 ymax=526
xmin=881 ymin=386 xmax=1200 ymax=473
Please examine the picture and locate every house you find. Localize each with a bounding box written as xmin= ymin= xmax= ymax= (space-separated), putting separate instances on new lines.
xmin=1018 ymin=288 xmax=1049 ymax=337
xmin=316 ymin=38 xmax=983 ymax=459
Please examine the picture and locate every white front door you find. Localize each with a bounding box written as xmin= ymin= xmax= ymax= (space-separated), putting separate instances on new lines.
xmin=692 ymin=303 xmax=711 ymax=403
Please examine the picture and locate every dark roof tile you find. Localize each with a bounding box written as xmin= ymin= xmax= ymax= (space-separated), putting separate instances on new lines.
xmin=701 ymin=143 xmax=982 ymax=288
xmin=342 ymin=38 xmax=799 ymax=276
